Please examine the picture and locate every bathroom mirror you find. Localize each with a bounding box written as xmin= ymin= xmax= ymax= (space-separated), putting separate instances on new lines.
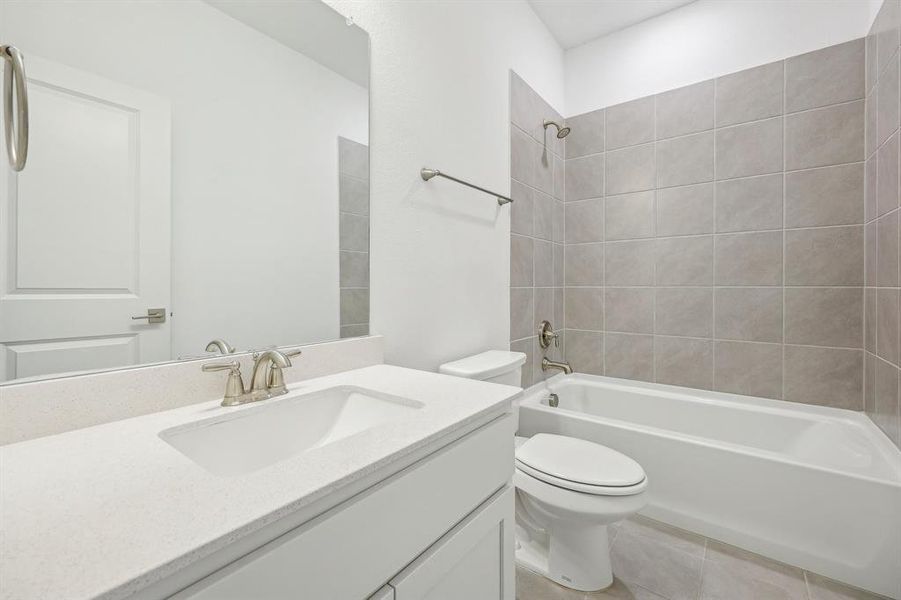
xmin=0 ymin=0 xmax=369 ymax=384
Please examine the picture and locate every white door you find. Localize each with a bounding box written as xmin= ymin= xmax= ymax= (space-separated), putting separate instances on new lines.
xmin=390 ymin=487 xmax=515 ymax=600
xmin=0 ymin=56 xmax=171 ymax=382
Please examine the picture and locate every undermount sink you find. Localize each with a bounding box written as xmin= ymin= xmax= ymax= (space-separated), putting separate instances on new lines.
xmin=159 ymin=386 xmax=423 ymax=476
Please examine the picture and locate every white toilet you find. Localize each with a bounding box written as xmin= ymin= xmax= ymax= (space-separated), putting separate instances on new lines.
xmin=439 ymin=350 xmax=648 ymax=592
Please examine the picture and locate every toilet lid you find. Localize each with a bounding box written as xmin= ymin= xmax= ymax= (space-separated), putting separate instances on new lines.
xmin=515 ymin=433 xmax=645 ymax=489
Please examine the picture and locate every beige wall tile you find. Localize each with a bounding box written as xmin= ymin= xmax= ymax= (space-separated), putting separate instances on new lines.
xmin=714 ymin=341 xmax=783 ymax=399
xmin=716 ymin=174 xmax=784 ymax=233
xmin=564 ymin=108 xmax=605 ymax=158
xmin=784 ymin=345 xmax=863 ymax=409
xmin=657 ymin=131 xmax=715 ymax=188
xmin=716 ymin=117 xmax=783 ymax=179
xmin=715 ymin=288 xmax=783 ymax=343
xmin=605 ymin=333 xmax=654 ymax=381
xmin=784 ymin=163 xmax=864 ymax=227
xmin=716 ymin=61 xmax=784 ymax=127
xmin=785 ymin=101 xmax=865 ymax=170
xmin=565 ymin=197 xmax=604 ymax=243
xmin=656 ymin=183 xmax=715 ymax=237
xmin=607 ymin=143 xmax=656 ymax=194
xmin=715 ymin=231 xmax=783 ymax=286
xmin=656 ymin=80 xmax=714 ymax=139
xmin=606 ymin=96 xmax=655 ymax=150
xmin=785 ymin=38 xmax=865 ymax=113
xmin=655 ymin=288 xmax=713 ymax=338
xmin=565 ymin=153 xmax=605 ymax=200
xmin=565 ymin=287 xmax=603 ymax=331
xmin=606 ymin=191 xmax=656 ymax=241
xmin=785 ymin=226 xmax=864 ymax=285
xmin=607 ymin=240 xmax=656 ymax=286
xmin=784 ymin=287 xmax=863 ymax=347
xmin=564 ymin=243 xmax=603 ymax=286
xmin=656 ymin=236 xmax=714 ymax=285
xmin=655 ymin=336 xmax=713 ymax=390
xmin=606 ymin=288 xmax=655 ymax=334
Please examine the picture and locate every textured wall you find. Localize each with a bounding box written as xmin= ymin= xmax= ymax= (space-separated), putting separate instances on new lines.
xmin=512 ymin=37 xmax=871 ymax=411
xmin=865 ymin=0 xmax=901 ymax=449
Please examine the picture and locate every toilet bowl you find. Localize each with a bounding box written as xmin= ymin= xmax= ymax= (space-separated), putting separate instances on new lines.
xmin=438 ymin=350 xmax=648 ymax=592
xmin=513 ymin=434 xmax=647 ymax=591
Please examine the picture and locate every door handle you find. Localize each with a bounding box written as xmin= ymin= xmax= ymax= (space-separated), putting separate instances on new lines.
xmin=132 ymin=308 xmax=166 ymax=324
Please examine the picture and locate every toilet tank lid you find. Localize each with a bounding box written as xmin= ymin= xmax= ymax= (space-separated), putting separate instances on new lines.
xmin=438 ymin=350 xmax=526 ymax=380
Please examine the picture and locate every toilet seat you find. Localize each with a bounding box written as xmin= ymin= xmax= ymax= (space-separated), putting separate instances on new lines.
xmin=515 ymin=434 xmax=647 ymax=496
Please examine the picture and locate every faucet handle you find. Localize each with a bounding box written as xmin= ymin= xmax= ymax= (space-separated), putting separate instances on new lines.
xmin=266 ymin=350 xmax=301 ymax=394
xmin=202 ymin=361 xmax=246 ymax=405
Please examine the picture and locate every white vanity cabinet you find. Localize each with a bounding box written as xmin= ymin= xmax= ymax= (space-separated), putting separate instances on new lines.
xmin=171 ymin=414 xmax=514 ymax=600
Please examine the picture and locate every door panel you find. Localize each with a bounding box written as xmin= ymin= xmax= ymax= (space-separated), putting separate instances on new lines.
xmin=0 ymin=56 xmax=171 ymax=382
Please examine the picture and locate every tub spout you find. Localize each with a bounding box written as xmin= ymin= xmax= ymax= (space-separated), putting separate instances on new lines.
xmin=542 ymin=357 xmax=573 ymax=375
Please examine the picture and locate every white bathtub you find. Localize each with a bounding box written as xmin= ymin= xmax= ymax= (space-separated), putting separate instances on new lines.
xmin=517 ymin=373 xmax=901 ymax=598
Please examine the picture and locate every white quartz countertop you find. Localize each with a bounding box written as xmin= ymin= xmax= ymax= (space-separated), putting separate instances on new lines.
xmin=0 ymin=365 xmax=518 ymax=600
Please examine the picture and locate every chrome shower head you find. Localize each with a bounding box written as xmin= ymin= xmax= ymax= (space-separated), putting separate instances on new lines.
xmin=543 ymin=119 xmax=571 ymax=139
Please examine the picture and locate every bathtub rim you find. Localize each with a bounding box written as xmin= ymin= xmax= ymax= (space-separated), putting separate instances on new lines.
xmin=519 ymin=373 xmax=901 ymax=487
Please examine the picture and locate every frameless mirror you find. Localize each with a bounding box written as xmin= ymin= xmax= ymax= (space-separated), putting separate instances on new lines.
xmin=0 ymin=0 xmax=369 ymax=384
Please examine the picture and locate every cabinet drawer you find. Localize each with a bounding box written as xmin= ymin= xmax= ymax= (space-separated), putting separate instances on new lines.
xmin=175 ymin=414 xmax=513 ymax=599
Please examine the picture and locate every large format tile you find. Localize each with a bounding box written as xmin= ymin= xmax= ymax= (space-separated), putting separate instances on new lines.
xmin=534 ymin=190 xmax=556 ymax=241
xmin=700 ymin=541 xmax=808 ymax=600
xmin=716 ymin=174 xmax=783 ymax=233
xmin=606 ymin=288 xmax=655 ymax=334
xmin=715 ymin=231 xmax=783 ymax=286
xmin=655 ymin=287 xmax=713 ymax=338
xmin=785 ymin=101 xmax=865 ymax=171
xmin=785 ymin=38 xmax=865 ymax=113
xmin=565 ymin=329 xmax=604 ymax=375
xmin=606 ymin=96 xmax=655 ymax=150
xmin=876 ymin=50 xmax=900 ymax=147
xmin=566 ymin=287 xmax=604 ymax=331
xmin=610 ymin=517 xmax=705 ymax=600
xmin=565 ymin=243 xmax=604 ymax=286
xmin=656 ymin=236 xmax=714 ymax=286
xmin=715 ymin=288 xmax=783 ymax=343
xmin=876 ymin=131 xmax=899 ymax=216
xmin=607 ymin=144 xmax=656 ymax=195
xmin=566 ymin=198 xmax=605 ymax=243
xmin=510 ymin=180 xmax=534 ymax=236
xmin=606 ymin=191 xmax=656 ymax=241
xmin=784 ymin=163 xmax=864 ymax=227
xmin=606 ymin=240 xmax=656 ymax=286
xmin=565 ymin=108 xmax=605 ymax=159
xmin=716 ymin=117 xmax=783 ymax=179
xmin=714 ymin=341 xmax=783 ymax=399
xmin=874 ymin=356 xmax=901 ymax=447
xmin=339 ymin=251 xmax=369 ymax=288
xmin=716 ymin=61 xmax=783 ymax=127
xmin=655 ymin=336 xmax=714 ymax=390
xmin=656 ymin=80 xmax=714 ymax=139
xmin=535 ymin=239 xmax=555 ymax=287
xmin=866 ymin=288 xmax=878 ymax=354
xmin=656 ymin=183 xmax=715 ymax=237
xmin=877 ymin=288 xmax=900 ymax=365
xmin=877 ymin=211 xmax=899 ymax=287
xmin=338 ymin=137 xmax=369 ymax=180
xmin=656 ymin=131 xmax=714 ymax=188
xmin=511 ymin=287 xmax=535 ymax=341
xmin=339 ymin=174 xmax=369 ymax=215
xmin=784 ymin=287 xmax=863 ymax=348
xmin=866 ymin=154 xmax=878 ymax=221
xmin=784 ymin=226 xmax=863 ymax=286
xmin=339 ymin=288 xmax=369 ymax=325
xmin=511 ymin=234 xmax=534 ymax=287
xmin=783 ymin=345 xmax=863 ymax=409
xmin=605 ymin=333 xmax=654 ymax=382
xmin=516 ymin=565 xmax=582 ymax=600
xmin=566 ymin=153 xmax=605 ymax=201
xmin=339 ymin=212 xmax=370 ymax=252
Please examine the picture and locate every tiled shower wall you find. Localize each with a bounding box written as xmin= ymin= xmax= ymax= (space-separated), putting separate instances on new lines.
xmin=338 ymin=137 xmax=370 ymax=338
xmin=865 ymin=0 xmax=901 ymax=449
xmin=559 ymin=38 xmax=868 ymax=410
xmin=509 ymin=74 xmax=566 ymax=386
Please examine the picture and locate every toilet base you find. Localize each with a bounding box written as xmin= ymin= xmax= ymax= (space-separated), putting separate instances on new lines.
xmin=514 ymin=521 xmax=613 ymax=592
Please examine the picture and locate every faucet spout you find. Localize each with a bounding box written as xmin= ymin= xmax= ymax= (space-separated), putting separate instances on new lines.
xmin=250 ymin=350 xmax=293 ymax=394
xmin=542 ymin=357 xmax=573 ymax=375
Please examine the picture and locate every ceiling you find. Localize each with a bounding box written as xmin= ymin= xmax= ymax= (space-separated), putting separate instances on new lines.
xmin=205 ymin=0 xmax=369 ymax=88
xmin=528 ymin=0 xmax=697 ymax=49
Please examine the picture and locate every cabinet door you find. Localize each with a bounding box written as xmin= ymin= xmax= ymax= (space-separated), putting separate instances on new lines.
xmin=390 ymin=486 xmax=514 ymax=600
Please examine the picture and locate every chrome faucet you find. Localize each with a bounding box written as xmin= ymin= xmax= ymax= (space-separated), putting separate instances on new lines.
xmin=542 ymin=357 xmax=573 ymax=375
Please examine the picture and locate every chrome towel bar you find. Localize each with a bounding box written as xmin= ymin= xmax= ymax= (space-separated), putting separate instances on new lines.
xmin=420 ymin=168 xmax=512 ymax=205
xmin=1 ymin=45 xmax=28 ymax=172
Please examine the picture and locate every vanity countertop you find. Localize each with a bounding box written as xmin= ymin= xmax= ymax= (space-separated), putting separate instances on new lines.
xmin=0 ymin=365 xmax=519 ymax=600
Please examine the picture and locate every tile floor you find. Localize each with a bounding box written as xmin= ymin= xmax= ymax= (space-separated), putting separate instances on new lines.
xmin=515 ymin=515 xmax=888 ymax=600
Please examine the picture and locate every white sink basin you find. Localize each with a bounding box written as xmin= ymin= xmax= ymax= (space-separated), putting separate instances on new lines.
xmin=159 ymin=386 xmax=423 ymax=476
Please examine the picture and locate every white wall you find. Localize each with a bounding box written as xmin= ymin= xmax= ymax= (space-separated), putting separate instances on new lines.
xmin=1 ymin=0 xmax=368 ymax=358
xmin=565 ymin=0 xmax=880 ymax=115
xmin=324 ymin=0 xmax=564 ymax=371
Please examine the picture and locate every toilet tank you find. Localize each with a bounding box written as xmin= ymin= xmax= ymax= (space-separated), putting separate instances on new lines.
xmin=438 ymin=350 xmax=527 ymax=387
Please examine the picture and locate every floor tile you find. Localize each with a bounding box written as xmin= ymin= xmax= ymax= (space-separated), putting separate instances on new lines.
xmin=700 ymin=540 xmax=808 ymax=600
xmin=584 ymin=577 xmax=668 ymax=599
xmin=516 ymin=565 xmax=584 ymax=600
xmin=610 ymin=524 xmax=704 ymax=600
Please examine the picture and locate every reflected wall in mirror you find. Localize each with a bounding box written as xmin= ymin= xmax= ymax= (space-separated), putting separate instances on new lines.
xmin=0 ymin=0 xmax=369 ymax=384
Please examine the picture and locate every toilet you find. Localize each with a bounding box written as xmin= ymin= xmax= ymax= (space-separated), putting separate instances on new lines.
xmin=439 ymin=350 xmax=648 ymax=592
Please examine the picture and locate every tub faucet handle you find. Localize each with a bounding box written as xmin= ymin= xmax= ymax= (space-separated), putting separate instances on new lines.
xmin=538 ymin=320 xmax=559 ymax=349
